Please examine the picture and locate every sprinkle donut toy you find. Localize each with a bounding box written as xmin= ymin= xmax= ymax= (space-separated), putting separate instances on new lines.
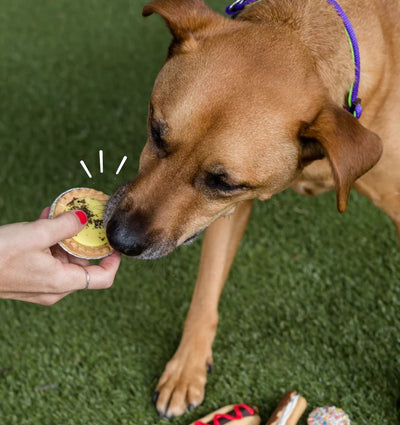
xmin=307 ymin=406 xmax=351 ymax=425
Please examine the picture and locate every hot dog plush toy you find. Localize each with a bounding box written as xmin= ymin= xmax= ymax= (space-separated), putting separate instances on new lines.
xmin=190 ymin=404 xmax=261 ymax=425
xmin=189 ymin=391 xmax=306 ymax=425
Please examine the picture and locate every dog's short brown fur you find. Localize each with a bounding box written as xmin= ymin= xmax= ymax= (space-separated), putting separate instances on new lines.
xmin=105 ymin=0 xmax=400 ymax=418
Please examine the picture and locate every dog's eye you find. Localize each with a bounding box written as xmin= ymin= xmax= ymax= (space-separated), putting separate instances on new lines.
xmin=151 ymin=126 xmax=167 ymax=152
xmin=205 ymin=172 xmax=247 ymax=193
xmin=150 ymin=121 xmax=169 ymax=158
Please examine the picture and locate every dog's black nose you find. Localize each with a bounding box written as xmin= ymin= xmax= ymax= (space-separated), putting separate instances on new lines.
xmin=106 ymin=216 xmax=147 ymax=257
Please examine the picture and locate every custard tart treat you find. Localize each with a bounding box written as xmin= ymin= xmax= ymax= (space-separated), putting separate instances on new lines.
xmin=49 ymin=187 xmax=113 ymax=260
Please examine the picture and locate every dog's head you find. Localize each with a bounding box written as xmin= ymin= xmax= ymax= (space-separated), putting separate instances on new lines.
xmin=105 ymin=0 xmax=382 ymax=259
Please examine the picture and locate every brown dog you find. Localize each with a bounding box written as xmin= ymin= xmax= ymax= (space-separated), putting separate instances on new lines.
xmin=104 ymin=0 xmax=400 ymax=418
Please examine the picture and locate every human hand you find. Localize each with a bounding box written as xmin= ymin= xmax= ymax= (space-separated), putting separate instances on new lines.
xmin=0 ymin=208 xmax=121 ymax=305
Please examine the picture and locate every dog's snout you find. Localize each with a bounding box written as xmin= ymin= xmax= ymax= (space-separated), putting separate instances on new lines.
xmin=106 ymin=216 xmax=147 ymax=257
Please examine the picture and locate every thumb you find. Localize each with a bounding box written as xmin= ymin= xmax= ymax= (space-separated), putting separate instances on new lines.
xmin=35 ymin=210 xmax=88 ymax=248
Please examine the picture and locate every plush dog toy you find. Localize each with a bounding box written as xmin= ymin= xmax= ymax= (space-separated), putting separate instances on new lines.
xmin=190 ymin=391 xmax=307 ymax=425
xmin=189 ymin=404 xmax=261 ymax=425
xmin=307 ymin=406 xmax=351 ymax=425
xmin=266 ymin=391 xmax=307 ymax=425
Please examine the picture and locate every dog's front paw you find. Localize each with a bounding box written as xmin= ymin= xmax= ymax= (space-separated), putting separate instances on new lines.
xmin=153 ymin=348 xmax=213 ymax=419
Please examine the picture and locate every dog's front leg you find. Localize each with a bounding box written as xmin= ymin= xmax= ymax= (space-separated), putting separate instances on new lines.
xmin=154 ymin=199 xmax=254 ymax=419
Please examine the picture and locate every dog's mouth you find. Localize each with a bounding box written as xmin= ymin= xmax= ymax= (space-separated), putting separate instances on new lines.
xmin=182 ymin=232 xmax=201 ymax=246
xmin=107 ymin=232 xmax=200 ymax=260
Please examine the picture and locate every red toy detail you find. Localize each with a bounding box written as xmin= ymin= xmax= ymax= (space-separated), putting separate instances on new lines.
xmin=195 ymin=404 xmax=255 ymax=425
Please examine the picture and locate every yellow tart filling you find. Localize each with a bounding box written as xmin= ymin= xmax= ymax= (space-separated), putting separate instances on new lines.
xmin=65 ymin=197 xmax=108 ymax=248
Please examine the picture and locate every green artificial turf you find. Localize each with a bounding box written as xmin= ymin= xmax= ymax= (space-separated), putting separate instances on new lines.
xmin=0 ymin=1 xmax=399 ymax=424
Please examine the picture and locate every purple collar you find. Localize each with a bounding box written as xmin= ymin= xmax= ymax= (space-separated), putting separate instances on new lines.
xmin=225 ymin=0 xmax=362 ymax=119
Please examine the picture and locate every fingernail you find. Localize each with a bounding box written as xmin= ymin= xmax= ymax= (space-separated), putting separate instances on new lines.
xmin=75 ymin=210 xmax=87 ymax=225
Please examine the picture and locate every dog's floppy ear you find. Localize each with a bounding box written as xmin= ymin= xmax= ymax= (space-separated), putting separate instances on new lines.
xmin=299 ymin=103 xmax=383 ymax=213
xmin=143 ymin=0 xmax=226 ymax=47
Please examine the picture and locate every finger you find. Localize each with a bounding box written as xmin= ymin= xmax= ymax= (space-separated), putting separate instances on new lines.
xmin=51 ymin=244 xmax=91 ymax=267
xmin=83 ymin=251 xmax=121 ymax=290
xmin=53 ymin=251 xmax=120 ymax=292
xmin=32 ymin=210 xmax=88 ymax=248
xmin=67 ymin=256 xmax=90 ymax=267
xmin=50 ymin=244 xmax=71 ymax=263
xmin=39 ymin=207 xmax=50 ymax=219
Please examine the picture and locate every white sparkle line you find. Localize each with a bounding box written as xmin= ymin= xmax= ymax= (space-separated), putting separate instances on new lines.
xmin=80 ymin=160 xmax=92 ymax=178
xmin=99 ymin=150 xmax=104 ymax=173
xmin=115 ymin=156 xmax=127 ymax=175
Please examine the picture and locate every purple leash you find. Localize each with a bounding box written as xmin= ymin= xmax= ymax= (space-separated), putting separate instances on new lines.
xmin=225 ymin=0 xmax=362 ymax=119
